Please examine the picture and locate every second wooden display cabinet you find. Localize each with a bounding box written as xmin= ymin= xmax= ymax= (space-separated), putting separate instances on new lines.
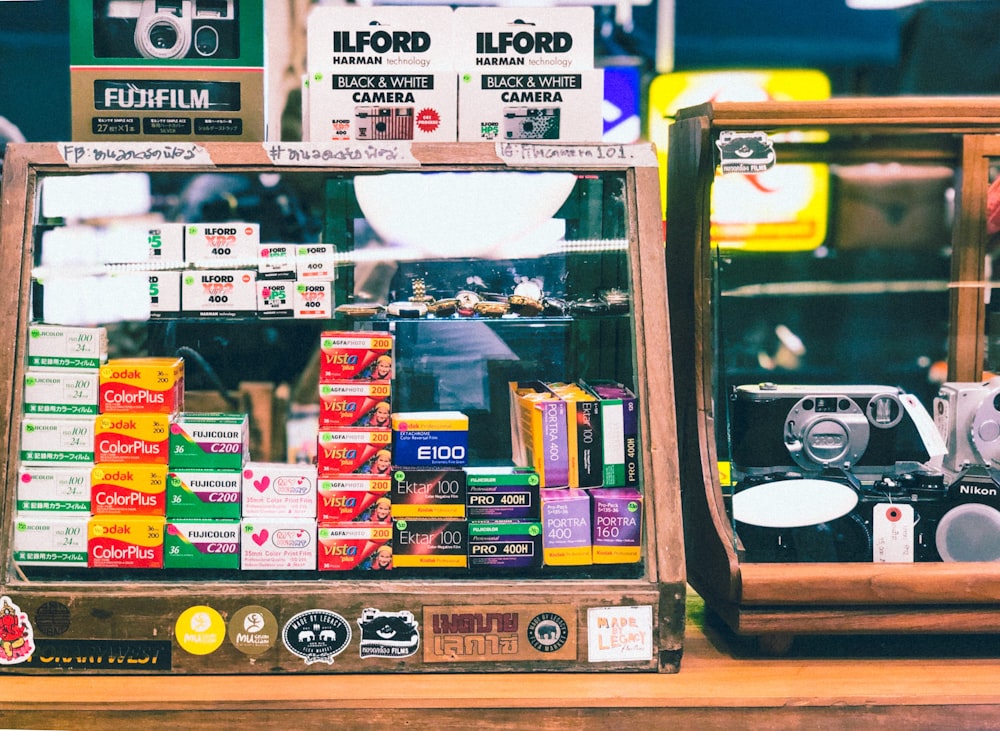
xmin=667 ymin=98 xmax=1000 ymax=651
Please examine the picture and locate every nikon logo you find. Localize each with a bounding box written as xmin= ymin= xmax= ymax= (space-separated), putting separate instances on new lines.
xmin=101 ymin=85 xmax=210 ymax=110
xmin=959 ymin=484 xmax=998 ymax=497
xmin=331 ymin=30 xmax=431 ymax=53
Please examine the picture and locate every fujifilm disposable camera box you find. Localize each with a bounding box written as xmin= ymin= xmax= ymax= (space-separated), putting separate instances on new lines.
xmin=69 ymin=1 xmax=266 ymax=141
xmin=453 ymin=7 xmax=602 ymax=142
xmin=305 ymin=5 xmax=457 ymax=142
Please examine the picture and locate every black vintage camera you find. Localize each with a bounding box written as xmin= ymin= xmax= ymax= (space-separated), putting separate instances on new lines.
xmin=94 ymin=0 xmax=239 ymax=60
xmin=729 ymin=383 xmax=936 ymax=482
xmin=734 ymin=467 xmax=1000 ymax=563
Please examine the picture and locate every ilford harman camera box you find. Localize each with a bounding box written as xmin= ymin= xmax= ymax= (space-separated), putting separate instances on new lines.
xmin=453 ymin=7 xmax=602 ymax=142
xmin=69 ymin=1 xmax=266 ymax=141
xmin=305 ymin=5 xmax=457 ymax=142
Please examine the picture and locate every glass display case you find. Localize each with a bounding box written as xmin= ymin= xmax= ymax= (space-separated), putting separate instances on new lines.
xmin=0 ymin=141 xmax=684 ymax=673
xmin=666 ymin=98 xmax=1000 ymax=652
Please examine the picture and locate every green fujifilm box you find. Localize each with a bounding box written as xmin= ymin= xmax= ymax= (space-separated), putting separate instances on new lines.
xmin=69 ymin=1 xmax=266 ymax=141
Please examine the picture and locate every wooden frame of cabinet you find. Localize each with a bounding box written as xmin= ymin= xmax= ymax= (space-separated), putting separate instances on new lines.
xmin=0 ymin=141 xmax=685 ymax=674
xmin=665 ymin=98 xmax=1000 ymax=650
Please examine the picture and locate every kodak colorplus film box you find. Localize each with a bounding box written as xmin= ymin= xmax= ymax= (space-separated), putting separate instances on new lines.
xmin=317 ymin=475 xmax=391 ymax=523
xmin=392 ymin=518 xmax=467 ymax=569
xmin=168 ymin=413 xmax=248 ymax=470
xmin=240 ymin=518 xmax=317 ymax=571
xmin=20 ymin=416 xmax=95 ymax=465
xmin=88 ymin=515 xmax=165 ymax=569
xmin=390 ymin=466 xmax=467 ymax=519
xmin=319 ymin=381 xmax=392 ymax=428
xmin=319 ymin=331 xmax=394 ymax=382
xmin=164 ymin=520 xmax=240 ymax=570
xmin=509 ymin=381 xmax=569 ymax=487
xmin=99 ymin=357 xmax=184 ymax=414
xmin=317 ymin=427 xmax=392 ymax=477
xmin=94 ymin=412 xmax=171 ymax=464
xmin=453 ymin=7 xmax=602 ymax=142
xmin=317 ymin=523 xmax=393 ymax=571
xmin=27 ymin=324 xmax=107 ymax=371
xmin=166 ymin=469 xmax=242 ymax=520
xmin=540 ymin=487 xmax=591 ymax=566
xmin=183 ymin=222 xmax=260 ymax=264
xmin=69 ymin=1 xmax=266 ymax=142
xmin=91 ymin=463 xmax=168 ymax=515
xmin=591 ymin=488 xmax=643 ymax=564
xmin=391 ymin=411 xmax=469 ymax=467
xmin=23 ymin=370 xmax=100 ymax=416
xmin=17 ymin=466 xmax=92 ymax=513
xmin=241 ymin=461 xmax=318 ymax=518
xmin=305 ymin=5 xmax=457 ymax=143
xmin=14 ymin=514 xmax=90 ymax=567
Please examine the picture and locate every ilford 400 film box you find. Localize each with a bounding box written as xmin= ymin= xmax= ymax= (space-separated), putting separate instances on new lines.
xmin=305 ymin=5 xmax=457 ymax=143
xmin=453 ymin=7 xmax=602 ymax=142
xmin=69 ymin=1 xmax=265 ymax=141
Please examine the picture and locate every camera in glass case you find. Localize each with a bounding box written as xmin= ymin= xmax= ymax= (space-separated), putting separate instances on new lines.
xmin=95 ymin=0 xmax=239 ymax=60
xmin=729 ymin=383 xmax=936 ymax=481
xmin=935 ymin=377 xmax=1000 ymax=474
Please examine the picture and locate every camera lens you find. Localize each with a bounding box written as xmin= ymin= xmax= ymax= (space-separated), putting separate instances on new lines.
xmin=149 ymin=22 xmax=179 ymax=52
xmin=194 ymin=26 xmax=220 ymax=56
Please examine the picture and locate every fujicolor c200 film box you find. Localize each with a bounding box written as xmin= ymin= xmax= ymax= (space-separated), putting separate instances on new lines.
xmin=69 ymin=1 xmax=266 ymax=141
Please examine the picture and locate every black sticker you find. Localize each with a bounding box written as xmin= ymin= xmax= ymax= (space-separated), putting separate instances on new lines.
xmin=527 ymin=612 xmax=569 ymax=653
xmin=282 ymin=609 xmax=351 ymax=665
xmin=716 ymin=130 xmax=776 ymax=174
xmin=18 ymin=639 xmax=171 ymax=670
xmin=34 ymin=602 xmax=71 ymax=637
xmin=357 ymin=608 xmax=420 ymax=659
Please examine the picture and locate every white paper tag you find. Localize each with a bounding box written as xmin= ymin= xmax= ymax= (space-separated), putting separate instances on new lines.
xmin=586 ymin=605 xmax=653 ymax=663
xmin=872 ymin=503 xmax=915 ymax=563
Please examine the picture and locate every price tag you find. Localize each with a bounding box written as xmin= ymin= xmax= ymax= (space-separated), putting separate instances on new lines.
xmin=873 ymin=503 xmax=915 ymax=563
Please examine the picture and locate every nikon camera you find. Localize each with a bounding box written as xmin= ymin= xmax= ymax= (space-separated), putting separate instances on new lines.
xmin=95 ymin=0 xmax=239 ymax=60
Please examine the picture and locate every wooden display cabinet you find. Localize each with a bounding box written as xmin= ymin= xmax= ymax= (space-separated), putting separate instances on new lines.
xmin=0 ymin=141 xmax=684 ymax=673
xmin=666 ymin=98 xmax=1000 ymax=651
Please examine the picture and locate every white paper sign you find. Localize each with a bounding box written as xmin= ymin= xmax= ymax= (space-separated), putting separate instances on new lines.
xmin=587 ymin=605 xmax=653 ymax=663
xmin=873 ymin=503 xmax=915 ymax=563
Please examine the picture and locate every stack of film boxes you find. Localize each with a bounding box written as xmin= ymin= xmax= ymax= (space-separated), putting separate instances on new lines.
xmin=69 ymin=0 xmax=266 ymax=142
xmin=303 ymin=5 xmax=602 ymax=143
xmin=315 ymin=330 xmax=396 ymax=571
xmin=509 ymin=380 xmax=643 ymax=567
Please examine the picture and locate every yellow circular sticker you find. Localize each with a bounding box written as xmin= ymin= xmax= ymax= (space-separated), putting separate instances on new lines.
xmin=175 ymin=605 xmax=226 ymax=656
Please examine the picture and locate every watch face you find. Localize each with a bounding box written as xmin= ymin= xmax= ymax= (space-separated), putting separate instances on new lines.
xmin=455 ymin=290 xmax=481 ymax=315
xmin=513 ymin=280 xmax=543 ymax=301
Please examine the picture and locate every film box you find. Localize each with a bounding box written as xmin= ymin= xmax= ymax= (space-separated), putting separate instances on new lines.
xmin=184 ymin=223 xmax=260 ymax=265
xmin=14 ymin=514 xmax=90 ymax=567
xmin=39 ymin=222 xmax=185 ymax=267
xmin=256 ymin=243 xmax=297 ymax=280
xmin=392 ymin=518 xmax=468 ymax=569
xmin=319 ymin=331 xmax=394 ymax=382
xmin=69 ymin=1 xmax=266 ymax=141
xmin=88 ymin=515 xmax=165 ymax=569
xmin=181 ymin=269 xmax=257 ymax=318
xmin=317 ymin=475 xmax=392 ymax=523
xmin=99 ymin=357 xmax=184 ymax=415
xmin=20 ymin=416 xmax=95 ymax=465
xmin=547 ymin=382 xmax=603 ymax=488
xmin=317 ymin=427 xmax=393 ymax=476
xmin=164 ymin=520 xmax=240 ymax=570
xmin=391 ymin=466 xmax=466 ymax=518
xmin=95 ymin=412 xmax=171 ymax=464
xmin=256 ymin=279 xmax=294 ymax=319
xmin=540 ymin=487 xmax=592 ymax=566
xmin=26 ymin=324 xmax=107 ymax=371
xmin=166 ymin=469 xmax=242 ymax=520
xmin=509 ymin=381 xmax=570 ymax=487
xmin=168 ymin=412 xmax=248 ymax=470
xmin=91 ymin=463 xmax=168 ymax=515
xmin=148 ymin=271 xmax=182 ymax=319
xmin=17 ymin=466 xmax=92 ymax=514
xmin=317 ymin=523 xmax=393 ymax=571
xmin=582 ymin=380 xmax=639 ymax=488
xmin=319 ymin=381 xmax=392 ymax=428
xmin=465 ymin=466 xmax=540 ymax=520
xmin=591 ymin=488 xmax=643 ymax=564
xmin=241 ymin=461 xmax=318 ymax=518
xmin=391 ymin=411 xmax=469 ymax=467
xmin=23 ymin=370 xmax=100 ymax=416
xmin=468 ymin=521 xmax=543 ymax=570
xmin=453 ymin=7 xmax=601 ymax=142
xmin=305 ymin=5 xmax=458 ymax=143
xmin=240 ymin=518 xmax=317 ymax=571
xmin=293 ymin=280 xmax=334 ymax=319
xmin=296 ymin=244 xmax=338 ymax=282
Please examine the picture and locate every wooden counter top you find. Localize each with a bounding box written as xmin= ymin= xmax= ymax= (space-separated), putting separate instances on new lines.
xmin=4 ymin=593 xmax=1000 ymax=729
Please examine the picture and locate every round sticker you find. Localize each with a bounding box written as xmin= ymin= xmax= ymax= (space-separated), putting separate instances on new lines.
xmin=175 ymin=605 xmax=226 ymax=656
xmin=228 ymin=605 xmax=278 ymax=656
xmin=283 ymin=609 xmax=351 ymax=665
xmin=528 ymin=612 xmax=569 ymax=653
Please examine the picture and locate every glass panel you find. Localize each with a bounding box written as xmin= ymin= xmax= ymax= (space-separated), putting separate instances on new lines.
xmin=15 ymin=166 xmax=644 ymax=582
xmin=715 ymin=136 xmax=960 ymax=563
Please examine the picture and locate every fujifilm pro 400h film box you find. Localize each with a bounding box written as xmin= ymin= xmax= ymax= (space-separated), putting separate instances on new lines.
xmin=70 ymin=1 xmax=265 ymax=141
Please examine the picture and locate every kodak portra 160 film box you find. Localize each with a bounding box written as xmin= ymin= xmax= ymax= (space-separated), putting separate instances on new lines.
xmin=69 ymin=1 xmax=266 ymax=141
